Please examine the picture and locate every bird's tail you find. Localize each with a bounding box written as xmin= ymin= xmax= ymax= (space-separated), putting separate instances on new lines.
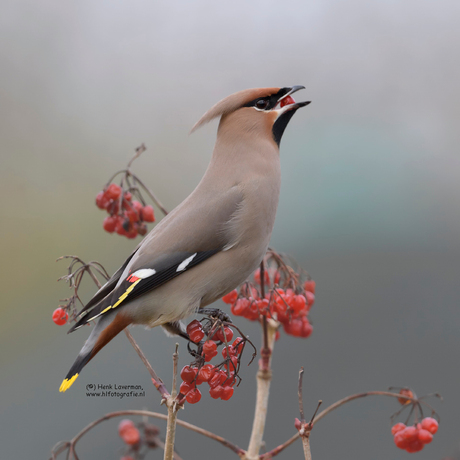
xmin=59 ymin=312 xmax=131 ymax=392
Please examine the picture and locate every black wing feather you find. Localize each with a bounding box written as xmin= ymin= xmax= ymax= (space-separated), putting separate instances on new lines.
xmin=69 ymin=249 xmax=219 ymax=331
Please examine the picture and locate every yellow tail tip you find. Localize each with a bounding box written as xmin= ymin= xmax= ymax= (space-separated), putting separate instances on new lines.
xmin=59 ymin=374 xmax=79 ymax=392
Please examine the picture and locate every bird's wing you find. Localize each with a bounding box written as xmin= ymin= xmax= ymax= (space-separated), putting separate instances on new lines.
xmin=67 ymin=249 xmax=139 ymax=330
xmin=69 ymin=186 xmax=244 ymax=331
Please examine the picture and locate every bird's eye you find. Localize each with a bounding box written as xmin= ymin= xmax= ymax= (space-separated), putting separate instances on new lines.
xmin=255 ymin=99 xmax=269 ymax=110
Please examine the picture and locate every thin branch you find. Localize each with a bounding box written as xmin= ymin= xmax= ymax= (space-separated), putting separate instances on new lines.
xmin=127 ymin=143 xmax=147 ymax=169
xmin=298 ymin=367 xmax=305 ymax=422
xmin=50 ymin=410 xmax=245 ymax=460
xmin=260 ymin=391 xmax=418 ymax=459
xmin=133 ymin=173 xmax=169 ymax=216
xmin=163 ymin=344 xmax=180 ymax=460
xmin=246 ymin=317 xmax=278 ymax=458
xmin=124 ymin=329 xmax=170 ymax=399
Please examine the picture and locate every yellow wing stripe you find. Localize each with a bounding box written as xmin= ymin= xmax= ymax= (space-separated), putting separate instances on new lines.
xmin=86 ymin=279 xmax=142 ymax=323
xmin=112 ymin=279 xmax=141 ymax=309
xmin=59 ymin=374 xmax=79 ymax=392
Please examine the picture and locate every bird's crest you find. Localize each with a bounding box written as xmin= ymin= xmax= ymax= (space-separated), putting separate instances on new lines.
xmin=190 ymin=87 xmax=280 ymax=133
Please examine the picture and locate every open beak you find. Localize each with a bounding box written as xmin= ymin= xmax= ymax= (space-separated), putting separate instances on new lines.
xmin=275 ymin=85 xmax=311 ymax=116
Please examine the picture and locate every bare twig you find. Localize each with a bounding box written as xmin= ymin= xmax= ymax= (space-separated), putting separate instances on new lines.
xmin=163 ymin=344 xmax=180 ymax=460
xmin=124 ymin=329 xmax=170 ymax=399
xmin=298 ymin=368 xmax=305 ymax=422
xmin=49 ymin=410 xmax=245 ymax=460
xmin=260 ymin=391 xmax=419 ymax=459
xmin=246 ymin=317 xmax=278 ymax=459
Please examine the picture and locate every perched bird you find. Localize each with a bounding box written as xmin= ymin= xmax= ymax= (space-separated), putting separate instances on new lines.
xmin=60 ymin=86 xmax=310 ymax=392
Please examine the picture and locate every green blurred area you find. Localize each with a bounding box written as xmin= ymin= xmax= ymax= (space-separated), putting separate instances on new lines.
xmin=1 ymin=1 xmax=459 ymax=459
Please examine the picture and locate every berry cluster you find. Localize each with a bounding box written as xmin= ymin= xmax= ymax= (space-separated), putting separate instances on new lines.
xmin=96 ymin=183 xmax=155 ymax=239
xmin=117 ymin=418 xmax=162 ymax=459
xmin=392 ymin=418 xmax=438 ymax=453
xmin=178 ymin=319 xmax=253 ymax=404
xmin=222 ymin=257 xmax=316 ymax=339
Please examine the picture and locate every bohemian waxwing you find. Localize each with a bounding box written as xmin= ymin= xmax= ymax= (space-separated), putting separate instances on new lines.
xmin=59 ymin=86 xmax=310 ymax=392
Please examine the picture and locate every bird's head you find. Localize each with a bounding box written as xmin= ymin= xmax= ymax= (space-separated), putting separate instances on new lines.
xmin=191 ymin=86 xmax=310 ymax=146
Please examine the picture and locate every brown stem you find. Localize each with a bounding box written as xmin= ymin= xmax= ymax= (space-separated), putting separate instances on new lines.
xmin=260 ymin=391 xmax=417 ymax=459
xmin=155 ymin=439 xmax=184 ymax=460
xmin=133 ymin=173 xmax=169 ymax=216
xmin=298 ymin=367 xmax=305 ymax=422
xmin=124 ymin=329 xmax=170 ymax=399
xmin=301 ymin=436 xmax=312 ymax=460
xmin=127 ymin=143 xmax=146 ymax=169
xmin=246 ymin=317 xmax=278 ymax=459
xmin=163 ymin=344 xmax=180 ymax=460
xmin=50 ymin=410 xmax=245 ymax=460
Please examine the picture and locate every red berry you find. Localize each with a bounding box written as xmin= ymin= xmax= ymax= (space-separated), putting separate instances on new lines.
xmin=204 ymin=350 xmax=218 ymax=362
xmin=398 ymin=388 xmax=414 ymax=405
xmin=417 ymin=429 xmax=433 ymax=444
xmin=232 ymin=338 xmax=244 ymax=354
xmin=103 ymin=215 xmax=117 ymax=233
xmin=401 ymin=426 xmax=418 ymax=442
xmin=209 ymin=385 xmax=223 ymax=399
xmin=115 ymin=217 xmax=128 ymax=236
xmin=224 ymin=356 xmax=238 ymax=372
xmin=180 ymin=365 xmax=196 ymax=383
xmin=125 ymin=207 xmax=139 ymax=223
xmin=124 ymin=191 xmax=132 ymax=201
xmin=220 ymin=385 xmax=234 ymax=400
xmin=244 ymin=301 xmax=260 ymax=321
xmin=186 ymin=320 xmax=204 ymax=343
xmin=391 ymin=422 xmax=406 ymax=435
xmin=291 ymin=294 xmax=307 ymax=313
xmin=186 ymin=388 xmax=201 ymax=404
xmin=209 ymin=370 xmax=226 ymax=388
xmin=203 ymin=340 xmax=217 ymax=355
xmin=118 ymin=419 xmax=135 ymax=436
xmin=142 ymin=205 xmax=155 ymax=222
xmin=304 ymin=280 xmax=316 ymax=294
xmin=190 ymin=329 xmax=204 ymax=343
xmin=132 ymin=200 xmax=143 ymax=212
xmin=300 ymin=318 xmax=313 ymax=338
xmin=405 ymin=439 xmax=424 ymax=453
xmin=52 ymin=308 xmax=68 ymax=326
xmin=222 ymin=345 xmax=236 ymax=359
xmin=122 ymin=427 xmax=140 ymax=445
xmin=289 ymin=318 xmax=303 ymax=337
xmin=304 ymin=291 xmax=315 ymax=308
xmin=198 ymin=365 xmax=214 ymax=382
xmin=106 ymin=199 xmax=119 ymax=215
xmin=214 ymin=327 xmax=234 ymax=342
xmin=125 ymin=226 xmax=138 ymax=239
xmin=222 ymin=289 xmax=238 ymax=304
xmin=231 ymin=298 xmax=249 ymax=316
xmin=186 ymin=319 xmax=201 ymax=332
xmin=105 ymin=183 xmax=122 ymax=200
xmin=179 ymin=381 xmax=193 ymax=395
xmin=95 ymin=191 xmax=110 ymax=209
xmin=254 ymin=267 xmax=270 ymax=285
xmin=421 ymin=417 xmax=438 ymax=434
xmin=394 ymin=431 xmax=409 ymax=449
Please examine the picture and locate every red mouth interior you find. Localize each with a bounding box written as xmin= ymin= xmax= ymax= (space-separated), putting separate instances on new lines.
xmin=280 ymin=95 xmax=295 ymax=108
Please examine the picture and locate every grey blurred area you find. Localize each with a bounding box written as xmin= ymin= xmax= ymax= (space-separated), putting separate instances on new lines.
xmin=1 ymin=0 xmax=459 ymax=458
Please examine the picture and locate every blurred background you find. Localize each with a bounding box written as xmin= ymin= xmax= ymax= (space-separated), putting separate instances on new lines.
xmin=1 ymin=0 xmax=459 ymax=458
